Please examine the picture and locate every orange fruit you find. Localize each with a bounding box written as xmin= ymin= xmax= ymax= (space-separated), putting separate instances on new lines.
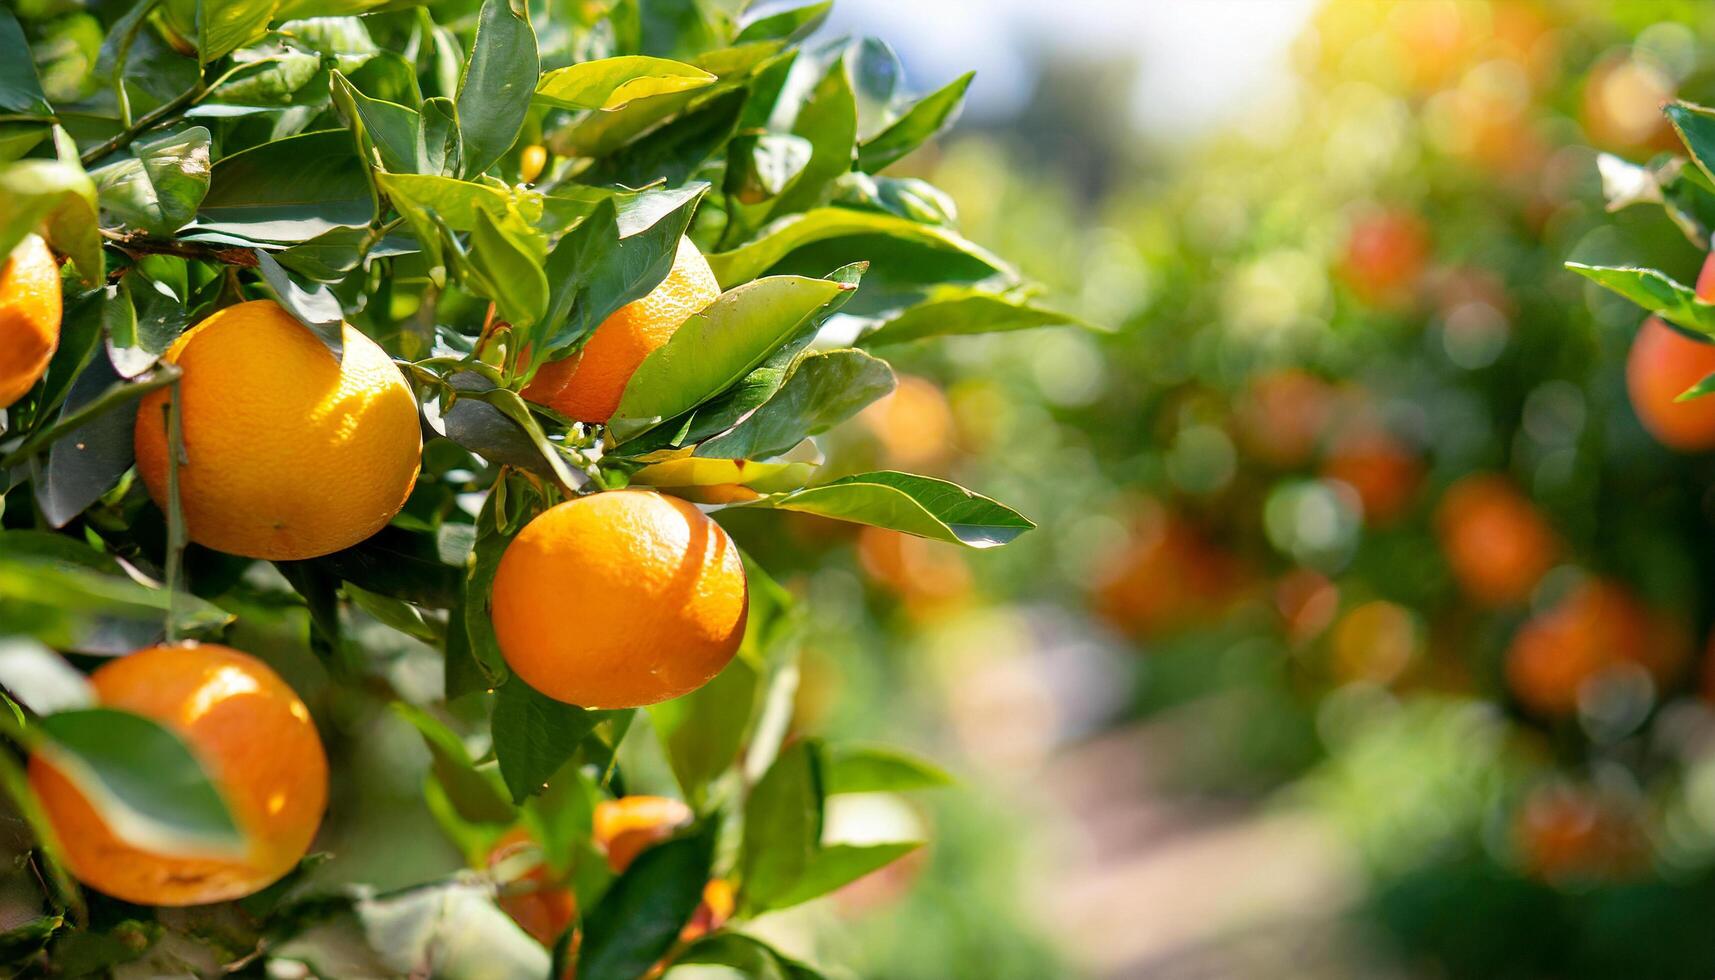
xmin=1234 ymin=369 xmax=1333 ymax=468
xmin=1435 ymin=474 xmax=1558 ymax=606
xmin=1091 ymin=500 xmax=1249 ymax=641
xmin=0 ymin=234 xmax=63 ymax=409
xmin=491 ymin=490 xmax=748 ymax=708
xmin=855 ymin=526 xmax=972 ymax=615
xmin=594 ymin=795 xmax=692 ymax=873
xmin=1627 ymin=316 xmax=1715 ymax=452
xmin=133 ymin=300 xmax=422 ymax=560
xmin=1581 ymin=55 xmax=1677 ymax=156
xmin=859 ymin=374 xmax=955 ymax=470
xmin=1514 ymin=784 xmax=1645 ymax=883
xmin=1321 ymin=425 xmax=1422 ymax=525
xmin=1340 ymin=209 xmax=1428 ymax=308
xmin=28 ymin=643 xmax=326 ymax=906
xmin=1504 ymin=580 xmax=1681 ymax=716
xmin=524 ymin=237 xmax=720 ymax=424
xmin=488 ymin=828 xmax=578 ymax=947
xmin=520 ymin=144 xmax=548 ymax=184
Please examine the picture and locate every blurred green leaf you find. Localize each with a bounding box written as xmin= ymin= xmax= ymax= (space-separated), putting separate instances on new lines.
xmin=823 ymin=743 xmax=952 ymax=794
xmin=770 ymin=841 xmax=919 ymax=908
xmin=0 ymin=637 xmax=94 ymax=716
xmin=676 ymin=931 xmax=828 ymax=979
xmin=697 ymin=348 xmax=894 ymax=460
xmin=767 ymin=53 xmax=856 ymax=219
xmin=456 ymin=0 xmax=539 ymax=176
xmin=741 ymin=737 xmax=823 ymax=912
xmin=0 ymin=136 xmax=103 ymax=284
xmin=0 ymin=8 xmax=53 ymax=118
xmin=733 ymin=2 xmax=831 ymax=45
xmin=535 ymin=55 xmax=714 ymax=110
xmin=742 ymin=471 xmax=1035 ymax=548
xmin=647 ymin=655 xmax=757 ymax=803
xmin=394 ymin=702 xmax=516 ymax=824
xmin=609 ymin=273 xmax=855 ymax=442
xmin=35 ymin=708 xmax=244 ymax=858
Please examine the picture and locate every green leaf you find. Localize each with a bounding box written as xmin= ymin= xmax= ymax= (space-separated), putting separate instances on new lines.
xmin=0 ymin=361 xmax=177 ymax=469
xmin=1677 ymin=369 xmax=1715 ymax=402
xmin=0 ymin=8 xmax=53 ymax=118
xmin=697 ymin=349 xmax=894 ymax=460
xmin=457 ymin=0 xmax=539 ymax=176
xmin=1564 ymin=262 xmax=1715 ymax=336
xmin=108 ymin=275 xmax=186 ymax=376
xmin=0 ymin=637 xmax=94 ymax=716
xmin=330 ymin=69 xmax=420 ymax=175
xmin=0 ymin=916 xmax=64 ymax=964
xmin=196 ymin=0 xmax=279 ymax=64
xmin=1666 ymin=100 xmax=1715 ymax=189
xmin=676 ymin=932 xmax=827 ymax=979
xmin=741 ymin=738 xmax=823 ymax=911
xmin=706 ymin=206 xmax=1012 ymax=289
xmin=823 ymin=743 xmax=952 ymax=794
xmin=393 ymin=703 xmax=516 ymax=825
xmin=197 ymin=129 xmax=375 ymax=242
xmin=529 ymin=184 xmax=705 ymax=367
xmin=1594 ymin=152 xmax=1715 ymax=248
xmin=742 ymin=471 xmax=1035 ymax=548
xmin=767 ymin=53 xmax=857 ymax=219
xmin=418 ymin=96 xmax=461 ymax=176
xmin=92 ymin=126 xmax=212 ymax=236
xmin=0 ymin=142 xmax=103 ymax=285
xmin=769 ymin=841 xmax=920 ymax=908
xmin=375 ymin=172 xmax=539 ymax=233
xmin=734 ymin=2 xmax=832 ymax=45
xmin=0 ymin=531 xmax=232 ymax=645
xmin=297 ymin=524 xmax=469 ymax=609
xmin=725 ymin=132 xmax=813 ymax=205
xmin=858 ymin=290 xmax=1096 ymax=347
xmin=468 ymin=203 xmax=549 ymax=328
xmin=647 ymin=655 xmax=757 ymax=803
xmin=34 ymin=708 xmax=244 ymax=858
xmin=608 ymin=273 xmax=855 ymax=442
xmin=256 ymin=250 xmax=345 ymax=353
xmin=34 ymin=283 xmax=109 ymax=421
xmin=577 ymin=826 xmax=715 ymax=980
xmin=451 ymin=385 xmax=584 ymax=491
xmin=579 ymin=85 xmax=747 ymax=188
xmin=846 ymin=38 xmax=906 ymax=141
xmin=36 ymin=350 xmax=140 ymax=528
xmin=858 ymin=71 xmax=973 ymax=172
xmin=535 ymin=55 xmax=715 ymax=111
xmin=491 ymin=676 xmax=613 ymax=804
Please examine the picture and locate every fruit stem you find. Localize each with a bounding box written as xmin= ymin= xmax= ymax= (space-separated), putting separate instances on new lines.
xmin=163 ymin=383 xmax=188 ymax=642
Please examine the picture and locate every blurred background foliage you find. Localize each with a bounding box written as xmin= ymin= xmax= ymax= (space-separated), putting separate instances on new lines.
xmin=730 ymin=0 xmax=1715 ymax=976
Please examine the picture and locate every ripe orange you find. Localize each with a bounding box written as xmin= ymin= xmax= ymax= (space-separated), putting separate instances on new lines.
xmin=28 ymin=644 xmax=326 ymax=906
xmin=1435 ymin=473 xmax=1558 ymax=606
xmin=520 ymin=144 xmax=548 ymax=184
xmin=490 ymin=490 xmax=748 ymax=708
xmin=1504 ymin=580 xmax=1681 ymax=716
xmin=1234 ymin=369 xmax=1333 ymax=469
xmin=1340 ymin=209 xmax=1428 ymax=308
xmin=488 ymin=829 xmax=578 ymax=947
xmin=1627 ymin=316 xmax=1715 ymax=452
xmin=133 ymin=300 xmax=422 ymax=561
xmin=855 ymin=526 xmax=972 ymax=616
xmin=1321 ymin=425 xmax=1422 ymax=525
xmin=1091 ymin=499 xmax=1249 ymax=641
xmin=1514 ymin=783 xmax=1645 ymax=883
xmin=0 ymin=234 xmax=63 ymax=409
xmin=594 ymin=795 xmax=692 ymax=873
xmin=859 ymin=374 xmax=955 ymax=470
xmin=524 ymin=237 xmax=721 ymax=424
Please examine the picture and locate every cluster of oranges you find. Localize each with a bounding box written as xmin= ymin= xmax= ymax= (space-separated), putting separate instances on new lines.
xmin=0 ymin=234 xmax=749 ymax=913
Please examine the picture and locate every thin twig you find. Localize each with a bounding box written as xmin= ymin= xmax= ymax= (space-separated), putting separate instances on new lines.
xmin=79 ymin=81 xmax=204 ymax=167
xmin=163 ymin=385 xmax=187 ymax=642
xmin=103 ymin=230 xmax=261 ymax=270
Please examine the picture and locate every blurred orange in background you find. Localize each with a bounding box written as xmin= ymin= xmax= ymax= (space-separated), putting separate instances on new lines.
xmin=1435 ymin=474 xmax=1559 ymax=607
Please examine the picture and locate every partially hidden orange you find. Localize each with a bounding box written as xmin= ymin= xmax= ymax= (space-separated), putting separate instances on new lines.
xmin=0 ymin=234 xmax=62 ymax=408
xmin=28 ymin=644 xmax=327 ymax=906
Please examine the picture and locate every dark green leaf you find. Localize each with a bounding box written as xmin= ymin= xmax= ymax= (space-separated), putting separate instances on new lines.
xmin=34 ymin=708 xmax=243 ymax=856
xmin=36 ymin=350 xmax=139 ymax=527
xmin=578 ymin=826 xmax=715 ymax=980
xmin=331 ymin=69 xmax=420 ymax=175
xmin=676 ymin=931 xmax=828 ymax=980
xmin=92 ymin=126 xmax=212 ymax=236
xmin=0 ymin=8 xmax=53 ymax=117
xmin=579 ymin=85 xmax=747 ymax=188
xmin=198 ymin=129 xmax=375 ymax=242
xmin=492 ymin=676 xmax=612 ymax=804
xmin=256 ymin=250 xmax=345 ymax=354
xmin=456 ymin=0 xmax=539 ymax=176
xmin=697 ymin=348 xmax=894 ymax=460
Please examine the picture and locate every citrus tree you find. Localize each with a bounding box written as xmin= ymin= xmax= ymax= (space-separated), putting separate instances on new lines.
xmin=0 ymin=0 xmax=1059 ymax=974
